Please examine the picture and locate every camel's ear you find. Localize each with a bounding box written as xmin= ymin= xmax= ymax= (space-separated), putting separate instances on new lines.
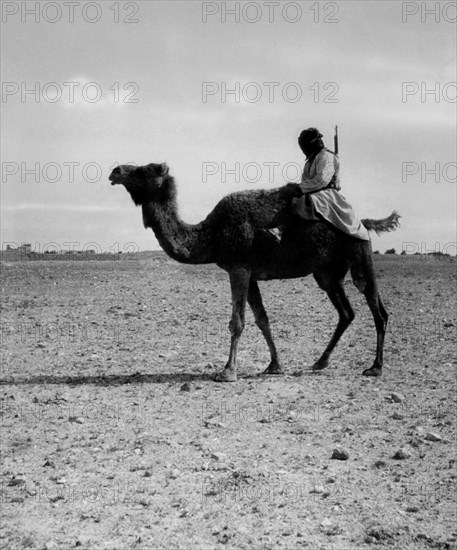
xmin=160 ymin=163 xmax=169 ymax=176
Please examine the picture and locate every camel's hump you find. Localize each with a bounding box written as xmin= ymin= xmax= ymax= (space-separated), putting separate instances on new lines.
xmin=206 ymin=186 xmax=292 ymax=229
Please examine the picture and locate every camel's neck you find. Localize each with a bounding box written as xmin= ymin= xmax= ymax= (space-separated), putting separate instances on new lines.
xmin=141 ymin=177 xmax=213 ymax=264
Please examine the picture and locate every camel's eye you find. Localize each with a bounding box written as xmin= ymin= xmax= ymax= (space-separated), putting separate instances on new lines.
xmin=145 ymin=163 xmax=160 ymax=173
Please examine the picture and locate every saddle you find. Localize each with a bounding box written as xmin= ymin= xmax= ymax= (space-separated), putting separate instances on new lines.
xmin=291 ymin=179 xmax=339 ymax=221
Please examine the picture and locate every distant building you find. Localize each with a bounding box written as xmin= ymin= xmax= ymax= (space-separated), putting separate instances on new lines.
xmin=19 ymin=244 xmax=32 ymax=254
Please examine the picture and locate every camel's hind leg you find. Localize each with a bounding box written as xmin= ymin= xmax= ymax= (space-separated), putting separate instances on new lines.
xmin=215 ymin=267 xmax=250 ymax=382
xmin=247 ymin=278 xmax=283 ymax=375
xmin=350 ymin=249 xmax=388 ymax=377
xmin=312 ymin=270 xmax=355 ymax=371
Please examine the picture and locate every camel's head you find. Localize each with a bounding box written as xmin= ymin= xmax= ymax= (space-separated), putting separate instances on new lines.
xmin=109 ymin=162 xmax=172 ymax=206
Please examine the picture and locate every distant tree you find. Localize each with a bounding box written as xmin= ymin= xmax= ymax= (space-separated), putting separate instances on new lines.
xmin=428 ymin=251 xmax=449 ymax=257
xmin=385 ymin=248 xmax=396 ymax=255
xmin=373 ymin=250 xmax=380 ymax=254
xmin=401 ymin=250 xmax=407 ymax=255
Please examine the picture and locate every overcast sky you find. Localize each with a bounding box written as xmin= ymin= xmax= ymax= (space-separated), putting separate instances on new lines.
xmin=2 ymin=0 xmax=456 ymax=254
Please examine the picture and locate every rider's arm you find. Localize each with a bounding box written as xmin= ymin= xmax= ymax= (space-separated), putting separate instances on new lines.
xmin=299 ymin=150 xmax=335 ymax=193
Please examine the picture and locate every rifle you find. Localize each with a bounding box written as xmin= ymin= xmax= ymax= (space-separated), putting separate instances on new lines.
xmin=332 ymin=125 xmax=341 ymax=190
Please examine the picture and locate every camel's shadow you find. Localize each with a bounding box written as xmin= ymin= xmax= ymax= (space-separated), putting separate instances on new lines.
xmin=0 ymin=372 xmax=217 ymax=387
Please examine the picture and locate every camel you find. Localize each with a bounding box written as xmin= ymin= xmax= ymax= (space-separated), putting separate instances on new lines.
xmin=110 ymin=162 xmax=400 ymax=382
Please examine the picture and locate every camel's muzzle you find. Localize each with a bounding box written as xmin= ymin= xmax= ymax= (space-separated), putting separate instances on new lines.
xmin=109 ymin=167 xmax=122 ymax=185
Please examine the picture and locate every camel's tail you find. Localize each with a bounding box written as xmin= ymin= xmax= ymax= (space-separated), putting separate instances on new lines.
xmin=361 ymin=211 xmax=401 ymax=234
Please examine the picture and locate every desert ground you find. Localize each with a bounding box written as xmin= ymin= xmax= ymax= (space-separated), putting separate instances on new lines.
xmin=1 ymin=252 xmax=456 ymax=550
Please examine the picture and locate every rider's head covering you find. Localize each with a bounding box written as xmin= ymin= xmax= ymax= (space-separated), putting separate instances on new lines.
xmin=298 ymin=128 xmax=323 ymax=149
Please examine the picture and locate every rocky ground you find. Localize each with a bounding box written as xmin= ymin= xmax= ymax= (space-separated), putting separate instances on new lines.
xmin=1 ymin=253 xmax=456 ymax=550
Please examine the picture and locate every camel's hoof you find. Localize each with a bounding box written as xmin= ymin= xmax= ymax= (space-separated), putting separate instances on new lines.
xmin=214 ymin=369 xmax=237 ymax=383
xmin=362 ymin=367 xmax=382 ymax=377
xmin=311 ymin=360 xmax=328 ymax=371
xmin=262 ymin=362 xmax=284 ymax=376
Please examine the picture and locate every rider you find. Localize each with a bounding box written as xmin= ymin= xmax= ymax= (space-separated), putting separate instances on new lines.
xmin=296 ymin=127 xmax=369 ymax=241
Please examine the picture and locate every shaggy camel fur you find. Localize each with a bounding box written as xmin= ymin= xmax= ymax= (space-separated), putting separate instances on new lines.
xmin=110 ymin=162 xmax=400 ymax=382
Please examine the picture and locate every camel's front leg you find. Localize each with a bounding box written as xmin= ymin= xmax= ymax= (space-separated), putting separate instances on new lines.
xmin=215 ymin=268 xmax=250 ymax=382
xmin=247 ymin=278 xmax=283 ymax=375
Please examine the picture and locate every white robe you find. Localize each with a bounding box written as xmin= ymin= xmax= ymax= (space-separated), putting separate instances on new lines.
xmin=299 ymin=149 xmax=370 ymax=241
